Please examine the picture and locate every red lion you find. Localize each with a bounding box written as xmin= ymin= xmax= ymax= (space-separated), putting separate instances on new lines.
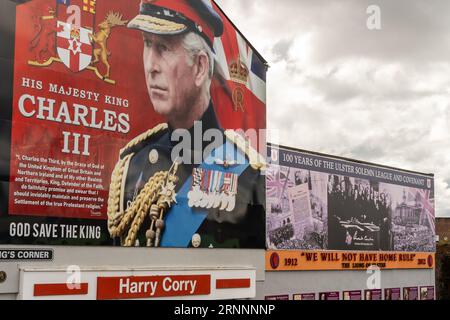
xmin=29 ymin=6 xmax=57 ymax=63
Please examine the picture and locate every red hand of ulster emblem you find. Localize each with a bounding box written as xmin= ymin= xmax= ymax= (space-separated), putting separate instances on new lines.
xmin=68 ymin=38 xmax=82 ymax=55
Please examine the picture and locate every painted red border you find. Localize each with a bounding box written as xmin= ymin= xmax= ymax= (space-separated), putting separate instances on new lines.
xmin=216 ymin=278 xmax=251 ymax=289
xmin=34 ymin=283 xmax=89 ymax=296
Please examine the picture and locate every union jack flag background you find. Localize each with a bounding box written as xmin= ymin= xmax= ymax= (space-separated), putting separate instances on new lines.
xmin=409 ymin=188 xmax=435 ymax=234
xmin=204 ymin=0 xmax=267 ymax=151
xmin=266 ymin=166 xmax=294 ymax=199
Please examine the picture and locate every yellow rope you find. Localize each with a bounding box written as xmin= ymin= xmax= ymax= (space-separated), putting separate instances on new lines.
xmin=133 ymin=15 xmax=186 ymax=33
xmin=123 ymin=173 xmax=166 ymax=246
xmin=107 ymin=153 xmax=133 ymax=234
xmin=107 ymin=164 xmax=179 ymax=247
xmin=110 ymin=171 xmax=166 ymax=238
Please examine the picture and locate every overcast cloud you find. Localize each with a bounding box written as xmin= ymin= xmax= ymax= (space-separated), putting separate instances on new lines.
xmin=216 ymin=0 xmax=450 ymax=217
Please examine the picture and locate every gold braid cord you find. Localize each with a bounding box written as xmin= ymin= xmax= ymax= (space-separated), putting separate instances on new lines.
xmin=224 ymin=130 xmax=267 ymax=171
xmin=132 ymin=15 xmax=187 ymax=33
xmin=107 ymin=153 xmax=134 ymax=234
xmin=107 ymin=161 xmax=180 ymax=247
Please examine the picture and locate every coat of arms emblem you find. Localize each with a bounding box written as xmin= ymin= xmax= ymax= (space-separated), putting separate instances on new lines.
xmin=56 ymin=0 xmax=94 ymax=73
xmin=28 ymin=0 xmax=127 ymax=84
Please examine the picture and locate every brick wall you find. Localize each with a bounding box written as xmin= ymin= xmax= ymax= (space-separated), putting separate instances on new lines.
xmin=437 ymin=218 xmax=450 ymax=244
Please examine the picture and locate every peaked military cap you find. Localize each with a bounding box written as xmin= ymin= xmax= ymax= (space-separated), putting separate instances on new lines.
xmin=128 ymin=0 xmax=224 ymax=49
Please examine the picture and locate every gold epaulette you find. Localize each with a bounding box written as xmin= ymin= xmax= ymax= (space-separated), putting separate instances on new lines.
xmin=224 ymin=129 xmax=267 ymax=171
xmin=119 ymin=123 xmax=168 ymax=157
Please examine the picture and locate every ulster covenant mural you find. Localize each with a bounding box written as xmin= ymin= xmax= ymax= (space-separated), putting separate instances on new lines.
xmin=266 ymin=145 xmax=435 ymax=253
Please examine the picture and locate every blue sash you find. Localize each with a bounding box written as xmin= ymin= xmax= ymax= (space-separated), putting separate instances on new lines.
xmin=161 ymin=140 xmax=249 ymax=247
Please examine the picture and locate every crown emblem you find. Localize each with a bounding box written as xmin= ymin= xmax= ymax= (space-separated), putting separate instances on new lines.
xmin=229 ymin=59 xmax=249 ymax=85
xmin=70 ymin=27 xmax=81 ymax=40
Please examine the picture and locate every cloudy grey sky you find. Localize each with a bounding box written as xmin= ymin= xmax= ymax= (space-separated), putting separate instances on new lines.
xmin=215 ymin=0 xmax=450 ymax=217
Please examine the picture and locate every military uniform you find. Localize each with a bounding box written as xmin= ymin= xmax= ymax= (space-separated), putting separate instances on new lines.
xmin=106 ymin=0 xmax=266 ymax=249
xmin=107 ymin=102 xmax=266 ymax=248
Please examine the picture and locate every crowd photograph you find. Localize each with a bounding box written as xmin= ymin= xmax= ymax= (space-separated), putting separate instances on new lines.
xmin=327 ymin=175 xmax=393 ymax=251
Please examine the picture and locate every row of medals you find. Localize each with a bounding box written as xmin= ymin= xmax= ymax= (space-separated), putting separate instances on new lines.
xmin=148 ymin=149 xmax=239 ymax=212
xmin=187 ymin=167 xmax=238 ymax=212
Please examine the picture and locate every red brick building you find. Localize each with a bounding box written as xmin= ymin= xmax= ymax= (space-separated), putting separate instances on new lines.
xmin=436 ymin=218 xmax=450 ymax=299
xmin=436 ymin=218 xmax=450 ymax=245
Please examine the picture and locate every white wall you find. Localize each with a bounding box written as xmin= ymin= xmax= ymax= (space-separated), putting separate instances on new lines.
xmin=0 ymin=245 xmax=265 ymax=298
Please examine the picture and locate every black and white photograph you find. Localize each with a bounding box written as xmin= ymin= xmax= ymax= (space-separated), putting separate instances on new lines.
xmin=380 ymin=183 xmax=435 ymax=252
xmin=327 ymin=174 xmax=392 ymax=251
xmin=267 ymin=165 xmax=328 ymax=250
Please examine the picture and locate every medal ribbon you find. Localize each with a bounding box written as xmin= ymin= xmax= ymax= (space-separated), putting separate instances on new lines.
xmin=222 ymin=173 xmax=230 ymax=193
xmin=191 ymin=168 xmax=202 ymax=189
xmin=161 ymin=140 xmax=250 ymax=247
